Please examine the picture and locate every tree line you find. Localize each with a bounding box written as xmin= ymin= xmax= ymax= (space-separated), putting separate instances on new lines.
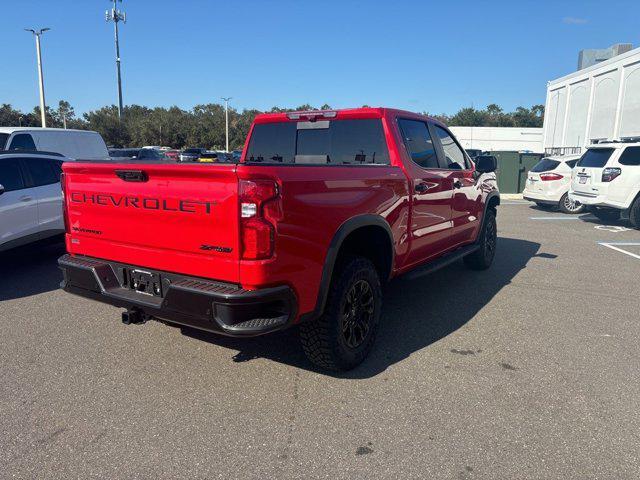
xmin=0 ymin=101 xmax=544 ymax=150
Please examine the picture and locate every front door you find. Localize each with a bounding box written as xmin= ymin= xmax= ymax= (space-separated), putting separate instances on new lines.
xmin=430 ymin=124 xmax=482 ymax=245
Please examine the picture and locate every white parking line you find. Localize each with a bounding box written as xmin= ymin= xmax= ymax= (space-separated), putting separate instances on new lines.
xmin=530 ymin=216 xmax=582 ymax=220
xmin=598 ymin=242 xmax=640 ymax=260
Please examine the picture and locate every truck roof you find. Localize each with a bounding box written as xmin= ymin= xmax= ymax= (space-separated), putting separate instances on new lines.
xmin=252 ymin=107 xmax=445 ymax=126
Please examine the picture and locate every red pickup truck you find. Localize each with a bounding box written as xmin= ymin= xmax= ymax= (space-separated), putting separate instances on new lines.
xmin=58 ymin=108 xmax=499 ymax=371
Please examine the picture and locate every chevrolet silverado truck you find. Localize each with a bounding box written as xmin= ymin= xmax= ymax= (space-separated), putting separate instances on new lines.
xmin=58 ymin=108 xmax=500 ymax=371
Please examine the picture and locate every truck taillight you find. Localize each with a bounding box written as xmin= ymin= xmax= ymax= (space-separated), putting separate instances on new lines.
xmin=60 ymin=172 xmax=70 ymax=234
xmin=540 ymin=173 xmax=564 ymax=181
xmin=239 ymin=179 xmax=280 ymax=260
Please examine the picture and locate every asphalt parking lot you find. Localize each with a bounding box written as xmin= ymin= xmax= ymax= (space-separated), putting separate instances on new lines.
xmin=1 ymin=202 xmax=639 ymax=480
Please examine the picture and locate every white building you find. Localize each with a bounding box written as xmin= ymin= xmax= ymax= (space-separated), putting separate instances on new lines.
xmin=450 ymin=126 xmax=543 ymax=153
xmin=543 ymin=46 xmax=640 ymax=155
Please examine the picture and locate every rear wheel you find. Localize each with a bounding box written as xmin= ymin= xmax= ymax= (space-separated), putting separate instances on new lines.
xmin=464 ymin=209 xmax=497 ymax=271
xmin=629 ymin=196 xmax=640 ymax=229
xmin=558 ymin=193 xmax=585 ymax=214
xmin=300 ymin=257 xmax=382 ymax=371
xmin=588 ymin=206 xmax=621 ymax=223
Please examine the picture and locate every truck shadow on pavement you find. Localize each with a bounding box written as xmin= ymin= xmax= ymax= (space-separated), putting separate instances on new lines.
xmin=184 ymin=237 xmax=541 ymax=378
xmin=0 ymin=241 xmax=65 ymax=301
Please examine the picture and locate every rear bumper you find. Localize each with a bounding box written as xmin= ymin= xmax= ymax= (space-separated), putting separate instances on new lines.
xmin=523 ymin=194 xmax=558 ymax=205
xmin=58 ymin=254 xmax=297 ymax=337
xmin=522 ymin=188 xmax=563 ymax=204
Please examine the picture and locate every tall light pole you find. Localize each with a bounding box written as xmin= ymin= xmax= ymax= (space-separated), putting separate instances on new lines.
xmin=25 ymin=28 xmax=50 ymax=128
xmin=221 ymin=97 xmax=232 ymax=152
xmin=106 ymin=0 xmax=126 ymax=120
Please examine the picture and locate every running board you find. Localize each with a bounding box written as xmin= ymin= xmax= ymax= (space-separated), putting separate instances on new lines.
xmin=400 ymin=244 xmax=480 ymax=281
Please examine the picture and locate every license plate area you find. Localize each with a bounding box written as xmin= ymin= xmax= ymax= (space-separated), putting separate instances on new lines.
xmin=128 ymin=269 xmax=163 ymax=297
xmin=579 ymin=176 xmax=588 ymax=184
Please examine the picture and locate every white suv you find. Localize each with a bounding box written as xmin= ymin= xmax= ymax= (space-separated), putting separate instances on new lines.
xmin=569 ymin=142 xmax=640 ymax=228
xmin=523 ymin=154 xmax=584 ymax=213
xmin=0 ymin=152 xmax=65 ymax=251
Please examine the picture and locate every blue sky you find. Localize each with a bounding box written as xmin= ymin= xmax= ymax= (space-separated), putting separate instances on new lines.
xmin=1 ymin=0 xmax=639 ymax=115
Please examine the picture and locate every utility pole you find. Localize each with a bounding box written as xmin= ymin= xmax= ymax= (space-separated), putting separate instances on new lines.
xmin=106 ymin=0 xmax=126 ymax=120
xmin=221 ymin=97 xmax=232 ymax=152
xmin=25 ymin=28 xmax=50 ymax=128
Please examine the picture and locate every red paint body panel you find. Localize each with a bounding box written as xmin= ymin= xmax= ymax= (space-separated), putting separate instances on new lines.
xmin=62 ymin=107 xmax=497 ymax=321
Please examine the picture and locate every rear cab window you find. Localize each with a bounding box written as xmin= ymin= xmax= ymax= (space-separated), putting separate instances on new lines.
xmin=531 ymin=158 xmax=561 ymax=172
xmin=0 ymin=133 xmax=9 ymax=150
xmin=577 ymin=148 xmax=615 ymax=168
xmin=245 ymin=119 xmax=390 ymax=165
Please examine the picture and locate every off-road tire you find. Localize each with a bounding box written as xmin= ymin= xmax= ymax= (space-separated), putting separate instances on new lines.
xmin=558 ymin=193 xmax=585 ymax=214
xmin=464 ymin=209 xmax=497 ymax=271
xmin=589 ymin=206 xmax=621 ymax=223
xmin=299 ymin=256 xmax=382 ymax=371
xmin=629 ymin=196 xmax=640 ymax=229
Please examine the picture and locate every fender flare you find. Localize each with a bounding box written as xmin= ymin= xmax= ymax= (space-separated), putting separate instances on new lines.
xmin=299 ymin=214 xmax=394 ymax=323
xmin=476 ymin=191 xmax=500 ymax=244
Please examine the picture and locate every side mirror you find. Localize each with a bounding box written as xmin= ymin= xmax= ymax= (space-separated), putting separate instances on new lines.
xmin=0 ymin=184 xmax=5 ymax=196
xmin=475 ymin=155 xmax=497 ymax=173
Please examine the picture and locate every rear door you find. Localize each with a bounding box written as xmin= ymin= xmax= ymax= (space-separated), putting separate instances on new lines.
xmin=21 ymin=157 xmax=64 ymax=236
xmin=572 ymin=148 xmax=616 ymax=196
xmin=430 ymin=124 xmax=481 ymax=244
xmin=0 ymin=158 xmax=39 ymax=249
xmin=397 ymin=118 xmax=453 ymax=265
xmin=63 ymin=162 xmax=241 ymax=282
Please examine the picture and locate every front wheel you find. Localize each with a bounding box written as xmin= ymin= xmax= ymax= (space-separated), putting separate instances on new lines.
xmin=299 ymin=257 xmax=382 ymax=371
xmin=558 ymin=193 xmax=585 ymax=214
xmin=629 ymin=196 xmax=640 ymax=229
xmin=464 ymin=209 xmax=497 ymax=270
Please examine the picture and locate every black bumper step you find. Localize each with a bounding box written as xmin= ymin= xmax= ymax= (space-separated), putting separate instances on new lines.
xmin=58 ymin=254 xmax=296 ymax=337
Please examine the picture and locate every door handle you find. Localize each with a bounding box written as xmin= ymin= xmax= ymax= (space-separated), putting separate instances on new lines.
xmin=20 ymin=196 xmax=33 ymax=202
xmin=414 ymin=182 xmax=431 ymax=194
xmin=453 ymin=180 xmax=463 ymax=189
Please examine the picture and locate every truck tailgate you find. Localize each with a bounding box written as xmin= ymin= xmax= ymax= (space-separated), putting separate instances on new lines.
xmin=63 ymin=162 xmax=240 ymax=283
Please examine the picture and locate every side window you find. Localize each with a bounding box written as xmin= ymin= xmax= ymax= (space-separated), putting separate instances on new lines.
xmin=618 ymin=147 xmax=640 ymax=166
xmin=0 ymin=159 xmax=26 ymax=192
xmin=432 ymin=125 xmax=468 ymax=170
xmin=23 ymin=158 xmax=58 ymax=187
xmin=8 ymin=134 xmax=37 ymax=151
xmin=565 ymin=160 xmax=578 ymax=168
xmin=397 ymin=119 xmax=439 ymax=169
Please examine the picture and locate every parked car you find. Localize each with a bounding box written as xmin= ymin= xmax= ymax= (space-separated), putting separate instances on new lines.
xmin=231 ymin=150 xmax=242 ymax=161
xmin=0 ymin=128 xmax=109 ymax=160
xmin=569 ymin=141 xmax=640 ymax=227
xmin=57 ymin=108 xmax=499 ymax=371
xmin=163 ymin=149 xmax=180 ymax=161
xmin=523 ymin=154 xmax=584 ymax=213
xmin=109 ymin=148 xmax=140 ymax=159
xmin=0 ymin=151 xmax=65 ymax=251
xmin=136 ymin=148 xmax=168 ymax=160
xmin=179 ymin=148 xmax=207 ymax=162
